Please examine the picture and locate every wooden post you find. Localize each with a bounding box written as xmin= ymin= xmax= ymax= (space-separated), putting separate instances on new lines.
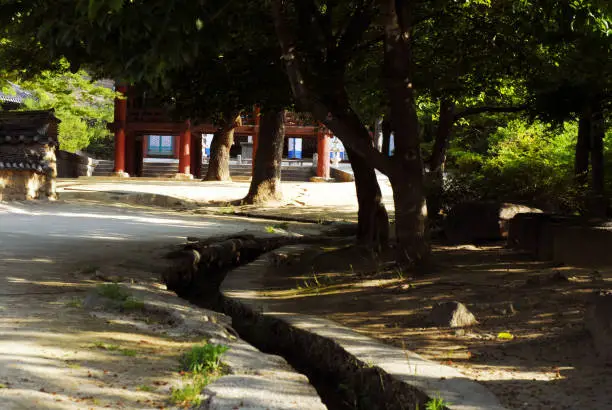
xmin=113 ymin=85 xmax=128 ymax=175
xmin=316 ymin=125 xmax=331 ymax=179
xmin=252 ymin=105 xmax=260 ymax=173
xmin=178 ymin=119 xmax=192 ymax=177
xmin=192 ymin=132 xmax=203 ymax=178
xmin=125 ymin=132 xmax=135 ymax=175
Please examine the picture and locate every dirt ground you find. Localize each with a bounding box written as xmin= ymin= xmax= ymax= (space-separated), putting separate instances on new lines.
xmin=257 ymin=243 xmax=612 ymax=410
xmin=0 ymin=200 xmax=324 ymax=410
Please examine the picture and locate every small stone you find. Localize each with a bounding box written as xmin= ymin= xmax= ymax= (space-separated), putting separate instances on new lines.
xmin=428 ymin=301 xmax=478 ymax=328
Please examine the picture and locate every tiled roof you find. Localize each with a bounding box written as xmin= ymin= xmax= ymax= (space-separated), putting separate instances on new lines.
xmin=0 ymin=83 xmax=34 ymax=104
xmin=0 ymin=159 xmax=51 ymax=173
xmin=0 ymin=149 xmax=51 ymax=173
xmin=0 ymin=110 xmax=60 ymax=146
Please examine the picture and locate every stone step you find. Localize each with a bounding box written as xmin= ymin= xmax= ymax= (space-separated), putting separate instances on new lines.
xmin=92 ymin=160 xmax=115 ymax=176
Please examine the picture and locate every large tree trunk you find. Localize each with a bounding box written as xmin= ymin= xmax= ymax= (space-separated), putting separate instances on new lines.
xmin=575 ymin=106 xmax=591 ymax=188
xmin=589 ymin=99 xmax=606 ymax=217
xmin=271 ymin=0 xmax=390 ymax=249
xmin=204 ymin=113 xmax=241 ymax=181
xmin=426 ymin=99 xmax=456 ymax=219
xmin=381 ymin=0 xmax=430 ymax=268
xmin=243 ymin=109 xmax=285 ymax=204
xmin=348 ymin=147 xmax=389 ymax=248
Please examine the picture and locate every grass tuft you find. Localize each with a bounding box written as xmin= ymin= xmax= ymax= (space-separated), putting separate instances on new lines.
xmin=137 ymin=384 xmax=154 ymax=392
xmin=426 ymin=396 xmax=449 ymax=410
xmin=122 ymin=296 xmax=145 ymax=310
xmin=65 ymin=297 xmax=83 ymax=308
xmin=96 ymin=283 xmax=130 ymax=301
xmin=180 ymin=343 xmax=229 ymax=374
xmin=170 ymin=377 xmax=208 ymax=407
xmin=92 ymin=342 xmax=137 ymax=357
xmin=170 ymin=343 xmax=230 ymax=407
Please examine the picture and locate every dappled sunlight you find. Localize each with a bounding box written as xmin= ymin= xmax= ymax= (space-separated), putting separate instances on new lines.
xmin=227 ymin=243 xmax=612 ymax=409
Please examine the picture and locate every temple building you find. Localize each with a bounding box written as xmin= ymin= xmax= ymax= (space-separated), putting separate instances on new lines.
xmin=102 ymin=85 xmax=343 ymax=180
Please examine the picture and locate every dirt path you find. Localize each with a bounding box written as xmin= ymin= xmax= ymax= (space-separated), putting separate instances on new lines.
xmin=0 ymin=200 xmax=321 ymax=409
xmin=248 ymin=244 xmax=612 ymax=410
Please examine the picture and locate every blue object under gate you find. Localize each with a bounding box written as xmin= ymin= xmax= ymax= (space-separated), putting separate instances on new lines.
xmin=288 ymin=138 xmax=303 ymax=159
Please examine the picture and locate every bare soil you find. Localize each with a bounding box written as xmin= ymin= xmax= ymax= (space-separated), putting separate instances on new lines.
xmin=257 ymin=243 xmax=612 ymax=410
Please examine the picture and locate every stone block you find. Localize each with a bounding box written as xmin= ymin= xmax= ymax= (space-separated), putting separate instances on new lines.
xmin=428 ymin=301 xmax=478 ymax=328
xmin=445 ymin=201 xmax=541 ymax=244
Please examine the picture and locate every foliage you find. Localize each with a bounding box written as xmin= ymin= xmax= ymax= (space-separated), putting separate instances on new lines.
xmin=172 ymin=342 xmax=229 ymax=407
xmin=443 ymin=118 xmax=612 ymax=212
xmin=425 ymin=396 xmax=449 ymax=410
xmin=96 ymin=283 xmax=131 ymax=301
xmin=179 ymin=343 xmax=229 ymax=375
xmin=3 ymin=62 xmax=116 ymax=153
xmin=170 ymin=377 xmax=208 ymax=407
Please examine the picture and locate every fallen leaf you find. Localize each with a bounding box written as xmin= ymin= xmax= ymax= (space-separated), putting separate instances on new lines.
xmin=497 ymin=332 xmax=515 ymax=340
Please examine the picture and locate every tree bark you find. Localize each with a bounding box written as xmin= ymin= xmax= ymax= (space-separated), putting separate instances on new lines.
xmin=381 ymin=0 xmax=430 ymax=268
xmin=348 ymin=147 xmax=389 ymax=249
xmin=243 ymin=109 xmax=285 ymax=204
xmin=271 ymin=0 xmax=390 ymax=248
xmin=426 ymin=99 xmax=456 ymax=219
xmin=589 ymin=99 xmax=606 ymax=217
xmin=591 ymin=99 xmax=605 ymax=197
xmin=575 ymin=106 xmax=591 ymax=188
xmin=204 ymin=113 xmax=242 ymax=181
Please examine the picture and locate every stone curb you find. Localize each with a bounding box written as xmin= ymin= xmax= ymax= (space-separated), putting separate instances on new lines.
xmin=85 ymin=283 xmax=326 ymax=409
xmin=220 ymin=246 xmax=507 ymax=410
xmin=59 ymin=188 xmax=354 ymax=228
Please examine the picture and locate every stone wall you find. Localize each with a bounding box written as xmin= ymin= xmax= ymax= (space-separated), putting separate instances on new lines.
xmin=0 ymin=170 xmax=47 ymax=201
xmin=508 ymin=213 xmax=612 ymax=267
xmin=56 ymin=150 xmax=95 ymax=178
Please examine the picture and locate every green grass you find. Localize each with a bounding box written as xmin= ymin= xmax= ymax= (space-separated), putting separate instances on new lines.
xmin=426 ymin=396 xmax=449 ymax=410
xmin=170 ymin=377 xmax=209 ymax=407
xmin=170 ymin=343 xmax=229 ymax=407
xmin=217 ymin=205 xmax=235 ymax=215
xmin=96 ymin=283 xmax=144 ymax=310
xmin=92 ymin=342 xmax=137 ymax=357
xmin=122 ymin=296 xmax=145 ymax=310
xmin=137 ymin=384 xmax=154 ymax=392
xmin=264 ymin=226 xmax=276 ymax=233
xmin=0 ymin=383 xmax=6 ymax=389
xmin=96 ymin=283 xmax=130 ymax=301
xmin=65 ymin=297 xmax=83 ymax=308
xmin=180 ymin=343 xmax=229 ymax=374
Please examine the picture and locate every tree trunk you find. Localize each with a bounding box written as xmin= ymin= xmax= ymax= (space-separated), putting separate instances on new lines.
xmin=426 ymin=99 xmax=456 ymax=219
xmin=381 ymin=0 xmax=430 ymax=268
xmin=348 ymin=147 xmax=389 ymax=248
xmin=589 ymin=99 xmax=606 ymax=217
xmin=575 ymin=106 xmax=591 ymax=188
xmin=243 ymin=109 xmax=285 ymax=204
xmin=204 ymin=113 xmax=241 ymax=181
xmin=271 ymin=0 xmax=390 ymax=249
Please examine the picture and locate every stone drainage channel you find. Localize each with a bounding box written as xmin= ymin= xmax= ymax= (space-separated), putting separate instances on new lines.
xmin=163 ymin=235 xmax=505 ymax=410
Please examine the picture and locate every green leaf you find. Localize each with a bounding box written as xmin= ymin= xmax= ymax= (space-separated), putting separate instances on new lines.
xmin=88 ymin=0 xmax=104 ymax=21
